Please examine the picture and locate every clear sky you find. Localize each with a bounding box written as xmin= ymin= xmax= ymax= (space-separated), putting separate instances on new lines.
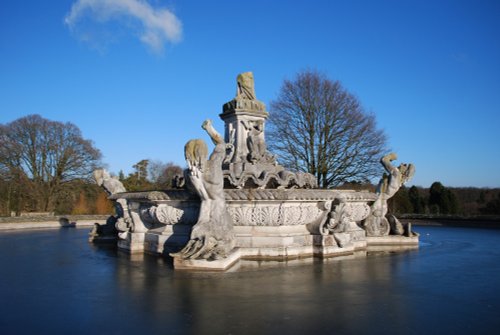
xmin=1 ymin=0 xmax=499 ymax=188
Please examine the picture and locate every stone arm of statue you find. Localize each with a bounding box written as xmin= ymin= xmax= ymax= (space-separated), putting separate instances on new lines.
xmin=202 ymin=119 xmax=224 ymax=146
xmin=187 ymin=163 xmax=210 ymax=201
xmin=202 ymin=119 xmax=234 ymax=163
xmin=381 ymin=153 xmax=398 ymax=174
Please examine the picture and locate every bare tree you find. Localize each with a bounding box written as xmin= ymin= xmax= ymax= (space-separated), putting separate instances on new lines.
xmin=0 ymin=114 xmax=102 ymax=211
xmin=267 ymin=70 xmax=388 ymax=188
xmin=148 ymin=160 xmax=183 ymax=189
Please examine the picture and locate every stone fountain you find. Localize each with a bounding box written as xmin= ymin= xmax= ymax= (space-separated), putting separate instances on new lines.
xmin=93 ymin=72 xmax=418 ymax=270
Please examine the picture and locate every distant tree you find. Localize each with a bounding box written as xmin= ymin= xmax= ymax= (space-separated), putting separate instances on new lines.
xmin=388 ymin=186 xmax=413 ymax=214
xmin=337 ymin=180 xmax=375 ymax=192
xmin=446 ymin=189 xmax=460 ymax=214
xmin=94 ymin=191 xmax=114 ymax=215
xmin=71 ymin=192 xmax=89 ymax=215
xmin=149 ymin=161 xmax=183 ymax=189
xmin=478 ymin=190 xmax=487 ymax=204
xmin=0 ymin=115 xmax=102 ymax=212
xmin=408 ymin=186 xmax=425 ymax=214
xmin=133 ymin=159 xmax=149 ymax=181
xmin=267 ymin=70 xmax=388 ymax=188
xmin=480 ymin=192 xmax=500 ymax=215
xmin=428 ymin=181 xmax=459 ymax=215
xmin=122 ymin=159 xmax=153 ymax=191
xmin=429 ymin=182 xmax=444 ymax=214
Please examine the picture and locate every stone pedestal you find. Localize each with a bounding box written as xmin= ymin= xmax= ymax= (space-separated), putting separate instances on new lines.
xmin=366 ymin=235 xmax=419 ymax=246
xmin=312 ymin=235 xmax=355 ymax=258
xmin=143 ymin=225 xmax=191 ymax=255
xmin=345 ymin=222 xmax=367 ymax=249
xmin=219 ymin=91 xmax=316 ymax=189
xmin=117 ymin=232 xmax=145 ymax=254
xmin=220 ymin=97 xmax=268 ymax=165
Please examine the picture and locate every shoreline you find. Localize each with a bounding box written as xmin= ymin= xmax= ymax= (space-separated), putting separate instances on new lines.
xmin=0 ymin=215 xmax=108 ymax=231
xmin=402 ymin=217 xmax=500 ymax=229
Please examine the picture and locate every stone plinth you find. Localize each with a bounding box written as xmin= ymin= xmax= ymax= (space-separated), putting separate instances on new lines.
xmin=366 ymin=235 xmax=419 ymax=246
xmin=312 ymin=234 xmax=356 ymax=258
xmin=220 ymin=98 xmax=268 ymax=165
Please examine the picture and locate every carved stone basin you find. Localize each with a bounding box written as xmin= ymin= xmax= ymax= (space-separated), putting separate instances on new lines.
xmin=109 ymin=189 xmax=378 ymax=260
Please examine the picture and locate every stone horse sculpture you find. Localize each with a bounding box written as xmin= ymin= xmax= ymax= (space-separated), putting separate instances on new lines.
xmin=170 ymin=120 xmax=235 ymax=260
xmin=363 ymin=153 xmax=415 ymax=236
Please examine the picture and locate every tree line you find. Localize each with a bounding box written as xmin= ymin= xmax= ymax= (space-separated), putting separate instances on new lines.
xmin=0 ymin=114 xmax=182 ymax=216
xmin=388 ymin=182 xmax=500 ymax=216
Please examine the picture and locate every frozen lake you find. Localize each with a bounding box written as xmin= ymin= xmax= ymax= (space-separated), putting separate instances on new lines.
xmin=1 ymin=225 xmax=500 ymax=334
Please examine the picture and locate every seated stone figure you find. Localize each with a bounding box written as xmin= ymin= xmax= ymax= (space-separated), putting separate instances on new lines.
xmin=171 ymin=119 xmax=235 ymax=260
xmin=241 ymin=119 xmax=268 ymax=163
xmin=364 ymin=153 xmax=415 ymax=236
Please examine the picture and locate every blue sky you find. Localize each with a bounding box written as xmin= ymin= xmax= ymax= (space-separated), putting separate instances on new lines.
xmin=1 ymin=0 xmax=499 ymax=188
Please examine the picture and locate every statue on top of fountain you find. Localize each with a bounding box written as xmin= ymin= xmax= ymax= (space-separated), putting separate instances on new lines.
xmin=220 ymin=72 xmax=317 ymax=189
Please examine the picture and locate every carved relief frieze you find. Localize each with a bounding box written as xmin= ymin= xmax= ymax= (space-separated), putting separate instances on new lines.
xmin=227 ymin=202 xmax=323 ymax=226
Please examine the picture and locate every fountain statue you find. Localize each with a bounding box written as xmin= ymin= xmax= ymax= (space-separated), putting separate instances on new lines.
xmin=95 ymin=72 xmax=418 ymax=270
xmin=170 ymin=120 xmax=235 ymax=260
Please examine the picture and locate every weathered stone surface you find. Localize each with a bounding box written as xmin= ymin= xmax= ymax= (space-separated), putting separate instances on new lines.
xmin=333 ymin=232 xmax=352 ymax=248
xmin=366 ymin=235 xmax=419 ymax=246
xmin=174 ymin=248 xmax=241 ymax=271
xmin=117 ymin=232 xmax=146 ymax=253
xmin=388 ymin=214 xmax=405 ymax=235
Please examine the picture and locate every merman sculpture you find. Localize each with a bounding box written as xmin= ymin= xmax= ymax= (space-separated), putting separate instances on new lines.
xmin=363 ymin=153 xmax=415 ymax=236
xmin=170 ymin=120 xmax=235 ymax=260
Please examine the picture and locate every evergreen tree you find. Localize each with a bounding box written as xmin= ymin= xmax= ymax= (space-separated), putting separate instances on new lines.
xmin=428 ymin=181 xmax=459 ymax=215
xmin=388 ymin=186 xmax=413 ymax=214
xmin=408 ymin=186 xmax=425 ymax=214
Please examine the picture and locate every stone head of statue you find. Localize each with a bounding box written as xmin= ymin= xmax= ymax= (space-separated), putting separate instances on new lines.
xmin=184 ymin=139 xmax=208 ymax=172
xmin=398 ymin=163 xmax=415 ymax=184
xmin=93 ymin=168 xmax=110 ymax=186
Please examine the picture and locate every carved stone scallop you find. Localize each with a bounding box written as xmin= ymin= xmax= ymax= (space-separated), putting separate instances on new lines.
xmin=142 ymin=204 xmax=199 ymax=225
xmin=344 ymin=203 xmax=371 ymax=222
